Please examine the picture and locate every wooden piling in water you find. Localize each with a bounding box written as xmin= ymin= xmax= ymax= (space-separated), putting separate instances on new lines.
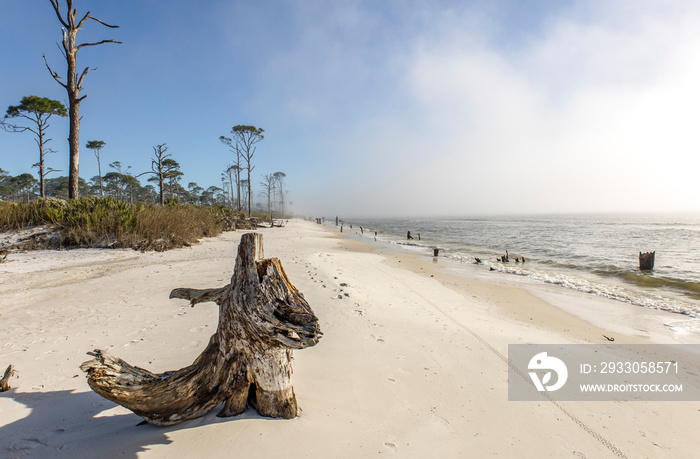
xmin=639 ymin=251 xmax=655 ymax=270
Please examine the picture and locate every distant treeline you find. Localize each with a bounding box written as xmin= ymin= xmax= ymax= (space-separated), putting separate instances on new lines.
xmin=0 ymin=169 xmax=232 ymax=208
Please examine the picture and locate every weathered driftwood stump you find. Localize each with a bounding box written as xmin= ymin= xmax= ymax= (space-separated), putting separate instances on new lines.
xmin=80 ymin=233 xmax=322 ymax=425
xmin=0 ymin=365 xmax=16 ymax=392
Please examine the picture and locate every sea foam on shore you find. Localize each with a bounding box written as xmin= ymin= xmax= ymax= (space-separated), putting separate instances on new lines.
xmin=340 ymin=214 xmax=700 ymax=322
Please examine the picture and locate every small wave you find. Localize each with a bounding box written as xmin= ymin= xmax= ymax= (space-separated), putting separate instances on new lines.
xmin=664 ymin=318 xmax=700 ymax=335
xmin=343 ymin=216 xmax=700 ymax=319
xmin=467 ymin=262 xmax=700 ymax=318
xmin=617 ymin=272 xmax=700 ymax=299
xmin=393 ymin=240 xmax=431 ymax=249
xmin=591 ymin=264 xmax=626 ymax=276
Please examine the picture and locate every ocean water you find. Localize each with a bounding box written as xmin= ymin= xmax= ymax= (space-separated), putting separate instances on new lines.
xmin=339 ymin=213 xmax=700 ymax=328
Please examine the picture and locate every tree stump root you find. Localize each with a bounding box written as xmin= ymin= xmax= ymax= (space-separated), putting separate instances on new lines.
xmin=81 ymin=233 xmax=321 ymax=425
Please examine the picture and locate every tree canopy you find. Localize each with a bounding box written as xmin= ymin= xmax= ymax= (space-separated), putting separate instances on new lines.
xmin=231 ymin=125 xmax=265 ymax=139
xmin=227 ymin=125 xmax=264 ymax=217
xmin=2 ymin=95 xmax=67 ymax=198
xmin=86 ymin=140 xmax=107 ymax=196
xmin=5 ymin=95 xmax=67 ymax=123
xmin=86 ymin=140 xmax=105 ymax=151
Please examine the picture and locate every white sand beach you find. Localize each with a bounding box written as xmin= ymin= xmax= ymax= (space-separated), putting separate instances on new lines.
xmin=0 ymin=219 xmax=698 ymax=458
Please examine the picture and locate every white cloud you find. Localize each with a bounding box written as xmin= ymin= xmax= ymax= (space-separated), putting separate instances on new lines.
xmin=278 ymin=1 xmax=700 ymax=217
xmin=351 ymin=0 xmax=700 ymax=216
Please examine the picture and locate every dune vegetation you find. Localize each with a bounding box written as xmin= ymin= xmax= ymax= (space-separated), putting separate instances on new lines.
xmin=0 ymin=197 xmax=255 ymax=251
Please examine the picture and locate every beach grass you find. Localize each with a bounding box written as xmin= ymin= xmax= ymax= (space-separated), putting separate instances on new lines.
xmin=0 ymin=198 xmax=250 ymax=251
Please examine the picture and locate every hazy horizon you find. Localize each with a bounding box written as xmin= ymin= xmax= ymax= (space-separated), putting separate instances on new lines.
xmin=3 ymin=1 xmax=700 ymax=217
xmin=335 ymin=209 xmax=700 ymax=221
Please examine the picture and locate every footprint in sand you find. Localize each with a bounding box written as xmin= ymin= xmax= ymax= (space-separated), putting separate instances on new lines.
xmin=124 ymin=338 xmax=144 ymax=347
xmin=9 ymin=438 xmax=47 ymax=452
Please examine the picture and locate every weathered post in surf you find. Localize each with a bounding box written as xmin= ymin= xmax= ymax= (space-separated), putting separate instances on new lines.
xmin=639 ymin=251 xmax=655 ymax=271
xmin=80 ymin=233 xmax=322 ymax=425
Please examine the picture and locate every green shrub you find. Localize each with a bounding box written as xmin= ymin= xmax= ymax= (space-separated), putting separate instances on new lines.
xmin=0 ymin=198 xmax=241 ymax=251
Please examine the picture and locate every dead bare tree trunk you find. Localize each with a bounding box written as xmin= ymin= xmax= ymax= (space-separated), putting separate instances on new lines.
xmin=45 ymin=0 xmax=121 ymax=199
xmin=148 ymin=144 xmax=170 ymax=206
xmin=81 ymin=233 xmax=321 ymax=425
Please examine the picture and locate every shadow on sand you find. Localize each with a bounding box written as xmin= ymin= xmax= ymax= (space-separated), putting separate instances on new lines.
xmin=0 ymin=387 xmax=261 ymax=458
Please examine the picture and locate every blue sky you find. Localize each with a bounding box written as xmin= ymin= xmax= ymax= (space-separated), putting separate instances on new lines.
xmin=2 ymin=0 xmax=700 ymax=217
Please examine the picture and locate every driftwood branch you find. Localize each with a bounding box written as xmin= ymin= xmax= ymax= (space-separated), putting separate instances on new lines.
xmin=88 ymin=15 xmax=120 ymax=29
xmin=43 ymin=54 xmax=68 ymax=90
xmin=169 ymin=286 xmax=229 ymax=307
xmin=76 ymin=66 xmax=91 ymax=92
xmin=77 ymin=39 xmax=123 ymax=50
xmin=55 ymin=41 xmax=67 ymax=59
xmin=0 ymin=365 xmax=16 ymax=392
xmin=81 ymin=233 xmax=322 ymax=425
xmin=76 ymin=11 xmax=92 ymax=29
xmin=0 ymin=119 xmax=30 ymax=134
xmin=49 ymin=0 xmax=70 ymax=29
